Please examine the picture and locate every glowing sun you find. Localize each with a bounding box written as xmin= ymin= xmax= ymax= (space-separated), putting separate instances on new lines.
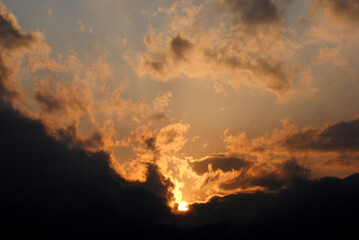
xmin=178 ymin=202 xmax=189 ymax=211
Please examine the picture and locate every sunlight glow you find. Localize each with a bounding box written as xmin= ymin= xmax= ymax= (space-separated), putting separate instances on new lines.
xmin=178 ymin=202 xmax=189 ymax=211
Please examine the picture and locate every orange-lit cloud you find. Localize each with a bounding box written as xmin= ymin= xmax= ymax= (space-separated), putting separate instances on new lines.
xmin=135 ymin=0 xmax=294 ymax=96
xmin=0 ymin=3 xmax=40 ymax=101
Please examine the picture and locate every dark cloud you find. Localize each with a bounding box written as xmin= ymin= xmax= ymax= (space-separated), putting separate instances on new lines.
xmin=321 ymin=154 xmax=359 ymax=168
xmin=224 ymin=0 xmax=280 ymax=27
xmin=204 ymin=48 xmax=290 ymax=93
xmin=144 ymin=56 xmax=167 ymax=74
xmin=0 ymin=13 xmax=35 ymax=50
xmin=144 ymin=136 xmax=157 ymax=151
xmin=255 ymin=58 xmax=289 ymax=93
xmin=161 ymin=128 xmax=180 ymax=144
xmin=0 ymin=10 xmax=37 ymax=101
xmin=143 ymin=35 xmax=193 ymax=75
xmin=190 ymin=155 xmax=253 ymax=175
xmin=282 ymin=118 xmax=359 ymax=153
xmin=151 ymin=112 xmax=170 ymax=122
xmin=170 ymin=35 xmax=193 ymax=61
xmin=313 ymin=0 xmax=359 ymax=24
xmin=34 ymin=92 xmax=63 ymax=112
xmin=143 ymin=163 xmax=175 ymax=202
xmin=220 ymin=159 xmax=310 ymax=191
xmin=247 ymin=159 xmax=310 ymax=190
xmin=56 ymin=124 xmax=104 ymax=150
xmin=0 ymin=103 xmax=175 ymax=238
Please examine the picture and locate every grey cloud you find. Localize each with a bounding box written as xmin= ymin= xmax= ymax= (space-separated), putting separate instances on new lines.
xmin=0 ymin=11 xmax=37 ymax=101
xmin=204 ymin=47 xmax=290 ymax=93
xmin=282 ymin=118 xmax=359 ymax=153
xmin=314 ymin=0 xmax=359 ymax=24
xmin=145 ymin=56 xmax=167 ymax=74
xmin=34 ymin=92 xmax=63 ymax=112
xmin=224 ymin=0 xmax=280 ymax=27
xmin=170 ymin=35 xmax=193 ymax=61
xmin=144 ymin=35 xmax=193 ymax=75
xmin=144 ymin=136 xmax=157 ymax=151
xmin=0 ymin=13 xmax=35 ymax=50
xmin=161 ymin=128 xmax=180 ymax=144
xmin=151 ymin=112 xmax=169 ymax=122
xmin=57 ymin=124 xmax=104 ymax=150
xmin=190 ymin=154 xmax=253 ymax=175
xmin=321 ymin=155 xmax=359 ymax=168
xmin=220 ymin=159 xmax=310 ymax=191
xmin=255 ymin=58 xmax=289 ymax=93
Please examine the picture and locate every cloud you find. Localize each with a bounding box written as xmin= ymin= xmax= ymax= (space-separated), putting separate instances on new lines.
xmin=222 ymin=117 xmax=359 ymax=184
xmin=203 ymin=47 xmax=291 ymax=94
xmin=34 ymin=91 xmax=63 ymax=112
xmin=0 ymin=6 xmax=194 ymax=209
xmin=1 ymin=3 xmax=359 ymax=237
xmin=224 ymin=117 xmax=359 ymax=157
xmin=1 ymin=94 xmax=358 ymax=238
xmin=312 ymin=0 xmax=359 ymax=25
xmin=151 ymin=112 xmax=170 ymax=122
xmin=142 ymin=163 xmax=175 ymax=203
xmin=170 ymin=35 xmax=193 ymax=61
xmin=141 ymin=34 xmax=193 ymax=77
xmin=321 ymin=155 xmax=359 ymax=169
xmin=56 ymin=123 xmax=104 ymax=150
xmin=0 ymin=6 xmax=35 ymax=50
xmin=220 ymin=158 xmax=310 ymax=191
xmin=0 ymin=103 xmax=174 ymax=238
xmin=0 ymin=3 xmax=38 ymax=100
xmin=135 ymin=0 xmax=293 ymax=96
xmin=190 ymin=154 xmax=253 ymax=175
xmin=224 ymin=0 xmax=281 ymax=27
xmin=156 ymin=123 xmax=190 ymax=154
xmin=153 ymin=92 xmax=172 ymax=112
xmin=3 ymin=93 xmax=358 ymax=238
xmin=282 ymin=118 xmax=359 ymax=153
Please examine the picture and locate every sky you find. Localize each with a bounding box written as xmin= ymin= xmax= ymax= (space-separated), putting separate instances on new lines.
xmin=0 ymin=0 xmax=359 ymax=238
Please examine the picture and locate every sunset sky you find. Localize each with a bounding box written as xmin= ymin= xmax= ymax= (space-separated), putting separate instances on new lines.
xmin=2 ymin=0 xmax=359 ymax=204
xmin=1 ymin=1 xmax=359 ymax=238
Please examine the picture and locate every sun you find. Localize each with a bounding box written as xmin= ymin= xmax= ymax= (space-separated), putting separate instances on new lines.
xmin=178 ymin=202 xmax=189 ymax=211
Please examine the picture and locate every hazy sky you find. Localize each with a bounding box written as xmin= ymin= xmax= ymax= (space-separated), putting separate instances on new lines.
xmin=1 ymin=0 xmax=359 ymax=205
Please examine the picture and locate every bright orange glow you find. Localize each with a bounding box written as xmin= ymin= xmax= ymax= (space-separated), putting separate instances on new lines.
xmin=178 ymin=202 xmax=189 ymax=211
